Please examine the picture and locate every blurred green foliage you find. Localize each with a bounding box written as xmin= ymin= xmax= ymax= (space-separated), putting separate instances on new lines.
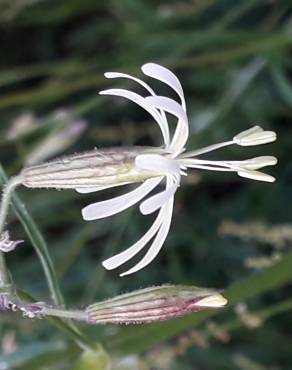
xmin=1 ymin=0 xmax=292 ymax=369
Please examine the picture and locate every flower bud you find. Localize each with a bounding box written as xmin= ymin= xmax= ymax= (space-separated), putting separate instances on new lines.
xmin=86 ymin=285 xmax=227 ymax=324
xmin=233 ymin=126 xmax=276 ymax=146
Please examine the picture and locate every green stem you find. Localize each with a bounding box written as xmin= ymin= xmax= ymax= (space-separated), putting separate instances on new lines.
xmin=0 ymin=164 xmax=64 ymax=306
xmin=40 ymin=305 xmax=88 ymax=322
xmin=14 ymin=289 xmax=95 ymax=350
xmin=0 ymin=251 xmax=10 ymax=287
xmin=0 ymin=175 xmax=23 ymax=235
xmin=0 ymin=175 xmax=24 ymax=289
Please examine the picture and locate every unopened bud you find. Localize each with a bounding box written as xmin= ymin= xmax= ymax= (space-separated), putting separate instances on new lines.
xmin=233 ymin=126 xmax=276 ymax=146
xmin=86 ymin=285 xmax=227 ymax=324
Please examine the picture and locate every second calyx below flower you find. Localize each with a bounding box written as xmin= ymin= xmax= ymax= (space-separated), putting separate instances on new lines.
xmin=86 ymin=284 xmax=227 ymax=324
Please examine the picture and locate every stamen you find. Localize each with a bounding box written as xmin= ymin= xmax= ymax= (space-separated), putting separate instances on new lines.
xmin=233 ymin=156 xmax=278 ymax=170
xmin=233 ymin=126 xmax=276 ymax=146
xmin=237 ymin=169 xmax=275 ymax=183
xmin=180 ymin=140 xmax=234 ymax=158
xmin=180 ymin=156 xmax=277 ymax=181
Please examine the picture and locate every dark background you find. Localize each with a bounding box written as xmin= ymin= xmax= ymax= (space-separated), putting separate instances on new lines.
xmin=0 ymin=1 xmax=292 ymax=369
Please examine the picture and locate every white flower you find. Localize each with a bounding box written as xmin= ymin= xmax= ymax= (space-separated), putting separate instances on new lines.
xmin=12 ymin=63 xmax=277 ymax=276
xmin=78 ymin=63 xmax=277 ymax=276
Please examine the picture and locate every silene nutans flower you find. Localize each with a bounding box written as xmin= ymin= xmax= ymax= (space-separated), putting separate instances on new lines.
xmin=0 ymin=63 xmax=277 ymax=275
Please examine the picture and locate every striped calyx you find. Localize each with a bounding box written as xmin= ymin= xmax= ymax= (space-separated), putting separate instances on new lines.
xmin=86 ymin=285 xmax=227 ymax=324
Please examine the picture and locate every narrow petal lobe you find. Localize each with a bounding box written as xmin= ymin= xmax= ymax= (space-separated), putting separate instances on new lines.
xmin=82 ymin=177 xmax=162 ymax=221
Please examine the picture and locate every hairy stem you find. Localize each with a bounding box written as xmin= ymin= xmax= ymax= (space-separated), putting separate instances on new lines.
xmin=0 ymin=175 xmax=23 ymax=236
xmin=13 ymin=289 xmax=96 ymax=350
xmin=0 ymin=251 xmax=10 ymax=287
xmin=40 ymin=305 xmax=88 ymax=322
xmin=0 ymin=164 xmax=64 ymax=306
xmin=0 ymin=176 xmax=23 ymax=289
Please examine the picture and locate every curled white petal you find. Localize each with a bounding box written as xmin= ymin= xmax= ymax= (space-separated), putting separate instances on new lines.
xmin=140 ymin=182 xmax=178 ymax=215
xmin=100 ymin=89 xmax=170 ymax=146
xmin=103 ymin=72 xmax=170 ymax=146
xmin=82 ymin=177 xmax=162 ymax=221
xmin=142 ymin=63 xmax=186 ymax=110
xmin=145 ymin=96 xmax=189 ymax=156
xmin=104 ymin=72 xmax=157 ymax=96
xmin=102 ymin=176 xmax=175 ymax=273
xmin=102 ymin=206 xmax=165 ymax=270
xmin=121 ymin=195 xmax=174 ymax=276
